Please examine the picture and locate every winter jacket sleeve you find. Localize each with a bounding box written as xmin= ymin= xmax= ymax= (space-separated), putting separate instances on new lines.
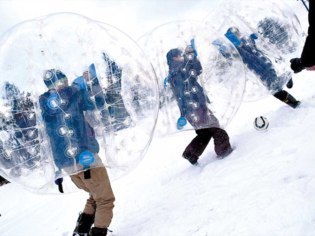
xmin=75 ymin=86 xmax=95 ymax=112
xmin=194 ymin=59 xmax=203 ymax=76
xmin=169 ymin=70 xmax=187 ymax=117
xmin=300 ymin=0 xmax=315 ymax=67
xmin=72 ymin=76 xmax=105 ymax=111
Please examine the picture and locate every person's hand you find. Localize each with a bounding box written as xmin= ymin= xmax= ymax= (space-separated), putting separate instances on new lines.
xmin=177 ymin=116 xmax=187 ymax=130
xmin=306 ymin=65 xmax=315 ymax=71
xmin=286 ymin=78 xmax=293 ymax=89
xmin=290 ymin=58 xmax=305 ymax=73
xmin=185 ymin=45 xmax=196 ymax=61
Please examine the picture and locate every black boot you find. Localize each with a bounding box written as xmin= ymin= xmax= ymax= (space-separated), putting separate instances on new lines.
xmin=73 ymin=212 xmax=94 ymax=236
xmin=90 ymin=227 xmax=107 ymax=236
xmin=273 ymin=90 xmax=301 ymax=109
xmin=0 ymin=175 xmax=9 ymax=186
xmin=182 ymin=128 xmax=212 ymax=165
xmin=182 ymin=152 xmax=199 ymax=165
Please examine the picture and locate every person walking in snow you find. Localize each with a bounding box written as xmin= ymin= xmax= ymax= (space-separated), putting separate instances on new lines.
xmin=102 ymin=52 xmax=132 ymax=131
xmin=224 ymin=27 xmax=301 ymax=108
xmin=290 ymin=0 xmax=315 ymax=73
xmin=165 ymin=46 xmax=233 ymax=165
xmin=39 ymin=68 xmax=115 ymax=236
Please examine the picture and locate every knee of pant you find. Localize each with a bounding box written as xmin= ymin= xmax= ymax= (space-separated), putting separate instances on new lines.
xmin=196 ymin=128 xmax=211 ymax=135
xmin=93 ymin=195 xmax=115 ymax=207
xmin=196 ymin=128 xmax=212 ymax=139
xmin=210 ymin=127 xmax=227 ymax=137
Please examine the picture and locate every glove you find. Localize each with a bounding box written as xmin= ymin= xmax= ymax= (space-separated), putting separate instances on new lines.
xmin=177 ymin=116 xmax=187 ymax=130
xmin=55 ymin=177 xmax=63 ymax=185
xmin=54 ymin=177 xmax=64 ymax=193
xmin=249 ymin=33 xmax=258 ymax=40
xmin=286 ymin=78 xmax=293 ymax=89
xmin=290 ymin=58 xmax=305 ymax=73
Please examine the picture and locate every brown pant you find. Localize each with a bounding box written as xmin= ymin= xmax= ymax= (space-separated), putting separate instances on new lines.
xmin=70 ymin=163 xmax=115 ymax=228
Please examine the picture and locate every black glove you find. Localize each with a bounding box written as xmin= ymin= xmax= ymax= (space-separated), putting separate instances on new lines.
xmin=286 ymin=78 xmax=293 ymax=89
xmin=290 ymin=58 xmax=305 ymax=73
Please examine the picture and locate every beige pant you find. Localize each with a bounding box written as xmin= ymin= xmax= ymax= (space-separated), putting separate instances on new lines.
xmin=70 ymin=159 xmax=115 ymax=228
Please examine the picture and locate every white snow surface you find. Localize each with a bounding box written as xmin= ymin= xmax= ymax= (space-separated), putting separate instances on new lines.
xmin=1 ymin=1 xmax=314 ymax=236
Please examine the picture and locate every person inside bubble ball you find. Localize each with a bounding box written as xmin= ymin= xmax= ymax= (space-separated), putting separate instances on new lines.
xmin=0 ymin=82 xmax=39 ymax=176
xmin=290 ymin=0 xmax=315 ymax=73
xmin=165 ymin=46 xmax=233 ymax=165
xmin=223 ymin=27 xmax=301 ymax=109
xmin=39 ymin=69 xmax=115 ymax=236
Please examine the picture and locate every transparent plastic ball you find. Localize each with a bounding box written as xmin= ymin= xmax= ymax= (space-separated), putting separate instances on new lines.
xmin=226 ymin=0 xmax=303 ymax=57
xmin=204 ymin=0 xmax=303 ymax=102
xmin=138 ymin=20 xmax=245 ymax=136
xmin=0 ymin=13 xmax=159 ymax=193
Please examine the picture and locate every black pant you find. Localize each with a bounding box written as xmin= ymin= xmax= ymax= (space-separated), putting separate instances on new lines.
xmin=183 ymin=127 xmax=231 ymax=159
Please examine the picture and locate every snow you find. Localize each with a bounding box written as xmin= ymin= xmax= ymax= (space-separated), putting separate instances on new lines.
xmin=0 ymin=1 xmax=314 ymax=236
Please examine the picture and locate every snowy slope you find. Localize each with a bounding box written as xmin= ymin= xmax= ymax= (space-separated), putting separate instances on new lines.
xmin=1 ymin=70 xmax=315 ymax=236
xmin=1 ymin=1 xmax=315 ymax=236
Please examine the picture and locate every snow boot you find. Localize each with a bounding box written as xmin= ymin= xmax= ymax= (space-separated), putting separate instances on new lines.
xmin=72 ymin=212 xmax=94 ymax=236
xmin=210 ymin=127 xmax=232 ymax=158
xmin=273 ymin=90 xmax=301 ymax=108
xmin=183 ymin=153 xmax=199 ymax=165
xmin=0 ymin=175 xmax=9 ymax=186
xmin=217 ymin=146 xmax=234 ymax=159
xmin=90 ymin=227 xmax=107 ymax=236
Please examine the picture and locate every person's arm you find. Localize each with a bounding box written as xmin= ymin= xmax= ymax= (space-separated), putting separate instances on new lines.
xmin=170 ymin=79 xmax=187 ymax=117
xmin=194 ymin=59 xmax=203 ymax=76
xmin=72 ymin=71 xmax=105 ymax=111
xmin=302 ymin=0 xmax=315 ymax=68
xmin=291 ymin=1 xmax=315 ymax=72
xmin=85 ymin=71 xmax=106 ymax=109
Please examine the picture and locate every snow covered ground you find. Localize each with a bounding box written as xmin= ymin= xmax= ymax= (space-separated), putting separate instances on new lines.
xmin=1 ymin=1 xmax=314 ymax=236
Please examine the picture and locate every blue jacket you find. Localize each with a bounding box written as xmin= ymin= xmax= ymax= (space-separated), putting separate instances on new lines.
xmin=225 ymin=32 xmax=288 ymax=93
xmin=39 ymin=85 xmax=100 ymax=169
xmin=168 ymin=57 xmax=219 ymax=129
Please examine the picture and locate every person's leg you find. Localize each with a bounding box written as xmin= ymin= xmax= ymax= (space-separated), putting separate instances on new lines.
xmin=210 ymin=127 xmax=233 ymax=158
xmin=182 ymin=128 xmax=212 ymax=164
xmin=71 ymin=173 xmax=97 ymax=213
xmin=70 ymin=154 xmax=114 ymax=233
xmin=70 ymin=174 xmax=96 ymax=235
xmin=273 ymin=90 xmax=301 ymax=108
xmin=86 ymin=166 xmax=115 ymax=228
